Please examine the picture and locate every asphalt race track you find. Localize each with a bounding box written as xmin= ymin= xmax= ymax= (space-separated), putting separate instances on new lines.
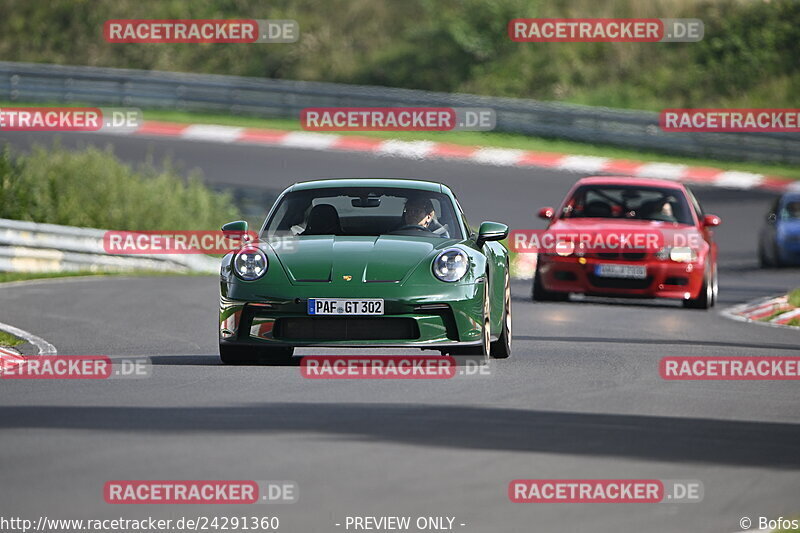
xmin=1 ymin=131 xmax=799 ymax=533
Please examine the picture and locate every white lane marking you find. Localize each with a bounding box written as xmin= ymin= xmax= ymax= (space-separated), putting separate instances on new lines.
xmin=471 ymin=148 xmax=525 ymax=166
xmin=280 ymin=131 xmax=340 ymax=150
xmin=714 ymin=171 xmax=764 ymax=189
xmin=0 ymin=320 xmax=57 ymax=355
xmin=635 ymin=163 xmax=687 ymax=180
xmin=376 ymin=140 xmax=435 ymax=159
xmin=557 ymin=155 xmax=609 ymax=173
xmin=181 ymin=125 xmax=244 ymax=143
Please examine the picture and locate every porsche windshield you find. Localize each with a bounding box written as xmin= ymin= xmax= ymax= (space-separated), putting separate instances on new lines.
xmin=561 ymin=185 xmax=695 ymax=225
xmin=263 ymin=187 xmax=463 ymax=239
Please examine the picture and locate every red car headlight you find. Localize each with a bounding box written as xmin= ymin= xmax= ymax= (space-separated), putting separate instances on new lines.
xmin=657 ymin=246 xmax=698 ymax=263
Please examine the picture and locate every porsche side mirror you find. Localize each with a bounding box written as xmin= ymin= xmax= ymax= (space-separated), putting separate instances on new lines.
xmin=477 ymin=221 xmax=509 ymax=247
xmin=703 ymin=214 xmax=721 ymax=227
xmin=537 ymin=207 xmax=554 ymax=220
xmin=222 ymin=220 xmax=248 ymax=233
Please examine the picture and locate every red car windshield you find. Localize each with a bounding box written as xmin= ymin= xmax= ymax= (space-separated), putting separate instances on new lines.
xmin=561 ymin=185 xmax=695 ymax=225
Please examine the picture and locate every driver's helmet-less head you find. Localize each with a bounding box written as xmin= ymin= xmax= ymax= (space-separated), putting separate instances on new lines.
xmin=403 ymin=197 xmax=436 ymax=227
xmin=404 ymin=197 xmax=435 ymax=217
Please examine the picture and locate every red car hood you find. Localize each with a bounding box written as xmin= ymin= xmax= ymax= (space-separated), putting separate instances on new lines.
xmin=547 ymin=218 xmax=705 ymax=251
xmin=548 ymin=218 xmax=694 ymax=232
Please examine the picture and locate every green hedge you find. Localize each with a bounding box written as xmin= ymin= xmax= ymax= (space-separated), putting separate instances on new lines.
xmin=0 ymin=144 xmax=239 ymax=230
xmin=0 ymin=0 xmax=797 ymax=110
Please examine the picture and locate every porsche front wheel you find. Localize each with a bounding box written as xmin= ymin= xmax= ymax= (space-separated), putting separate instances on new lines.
xmin=490 ymin=272 xmax=512 ymax=359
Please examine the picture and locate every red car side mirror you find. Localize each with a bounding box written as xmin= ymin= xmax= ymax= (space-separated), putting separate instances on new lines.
xmin=703 ymin=214 xmax=721 ymax=227
xmin=538 ymin=207 xmax=554 ymax=220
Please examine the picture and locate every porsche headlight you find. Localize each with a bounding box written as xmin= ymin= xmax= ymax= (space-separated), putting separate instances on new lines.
xmin=433 ymin=248 xmax=469 ymax=282
xmin=233 ymin=247 xmax=268 ymax=280
xmin=657 ymin=246 xmax=698 ymax=263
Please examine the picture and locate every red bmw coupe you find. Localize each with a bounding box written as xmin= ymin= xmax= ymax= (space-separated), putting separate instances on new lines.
xmin=533 ymin=177 xmax=721 ymax=309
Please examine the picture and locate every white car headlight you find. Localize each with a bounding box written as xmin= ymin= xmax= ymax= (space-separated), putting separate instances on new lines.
xmin=555 ymin=240 xmax=575 ymax=257
xmin=657 ymin=246 xmax=697 ymax=263
xmin=234 ymin=247 xmax=268 ymax=280
xmin=433 ymin=248 xmax=469 ymax=282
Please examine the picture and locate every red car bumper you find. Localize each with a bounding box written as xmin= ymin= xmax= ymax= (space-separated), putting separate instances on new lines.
xmin=537 ymin=254 xmax=706 ymax=300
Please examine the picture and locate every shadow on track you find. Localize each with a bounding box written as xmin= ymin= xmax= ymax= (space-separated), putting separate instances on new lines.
xmin=514 ymin=336 xmax=800 ymax=353
xmin=147 ymin=355 xmax=301 ymax=366
xmin=148 ymin=355 xmax=222 ymax=366
xmin=515 ymin=297 xmax=682 ymax=309
xmin=1 ymin=403 xmax=799 ymax=469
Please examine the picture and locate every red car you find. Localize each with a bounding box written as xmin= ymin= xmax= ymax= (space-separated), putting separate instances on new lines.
xmin=533 ymin=177 xmax=721 ymax=309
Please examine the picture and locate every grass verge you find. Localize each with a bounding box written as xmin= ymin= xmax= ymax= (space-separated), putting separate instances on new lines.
xmin=760 ymin=309 xmax=790 ymax=322
xmin=0 ymin=270 xmax=210 ymax=285
xmin=0 ymin=271 xmax=116 ymax=284
xmin=788 ymin=287 xmax=800 ymax=308
xmin=0 ymin=330 xmax=24 ymax=347
xmin=756 ymin=288 xmax=800 ymax=326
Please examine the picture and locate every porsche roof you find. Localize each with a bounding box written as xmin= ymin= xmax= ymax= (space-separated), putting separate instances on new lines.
xmin=291 ymin=178 xmax=444 ymax=193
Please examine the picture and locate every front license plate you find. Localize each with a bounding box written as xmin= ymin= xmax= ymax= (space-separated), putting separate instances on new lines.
xmin=308 ymin=298 xmax=384 ymax=315
xmin=594 ymin=264 xmax=647 ymax=279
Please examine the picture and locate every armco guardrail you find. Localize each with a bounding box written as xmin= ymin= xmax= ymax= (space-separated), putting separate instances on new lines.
xmin=0 ymin=218 xmax=218 ymax=274
xmin=0 ymin=61 xmax=797 ymax=164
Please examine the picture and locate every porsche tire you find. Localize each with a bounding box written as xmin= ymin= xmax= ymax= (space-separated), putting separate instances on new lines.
xmin=490 ymin=272 xmax=512 ymax=359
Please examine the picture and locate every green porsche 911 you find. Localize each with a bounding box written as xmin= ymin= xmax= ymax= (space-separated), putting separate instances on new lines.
xmin=218 ymin=178 xmax=511 ymax=364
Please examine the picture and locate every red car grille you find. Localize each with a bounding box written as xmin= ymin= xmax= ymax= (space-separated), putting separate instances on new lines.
xmin=589 ymin=252 xmax=648 ymax=261
xmin=588 ymin=274 xmax=653 ymax=290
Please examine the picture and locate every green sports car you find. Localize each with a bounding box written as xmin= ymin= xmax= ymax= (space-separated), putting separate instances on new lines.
xmin=218 ymin=178 xmax=511 ymax=364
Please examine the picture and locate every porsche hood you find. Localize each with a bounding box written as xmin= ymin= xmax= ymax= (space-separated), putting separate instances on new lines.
xmin=268 ymin=235 xmax=447 ymax=284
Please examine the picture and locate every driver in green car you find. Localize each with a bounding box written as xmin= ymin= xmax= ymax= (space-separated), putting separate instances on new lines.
xmin=402 ymin=196 xmax=436 ymax=230
xmin=397 ymin=196 xmax=450 ymax=237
